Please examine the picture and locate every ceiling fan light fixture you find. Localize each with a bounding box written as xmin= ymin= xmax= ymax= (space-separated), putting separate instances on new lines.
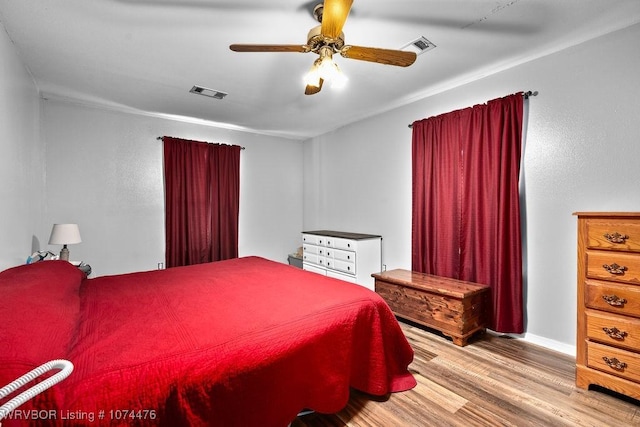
xmin=303 ymin=47 xmax=346 ymax=91
xmin=303 ymin=59 xmax=323 ymax=88
xmin=329 ymin=63 xmax=347 ymax=89
xmin=317 ymin=54 xmax=336 ymax=79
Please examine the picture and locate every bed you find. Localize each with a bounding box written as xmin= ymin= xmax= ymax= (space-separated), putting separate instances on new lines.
xmin=0 ymin=257 xmax=416 ymax=426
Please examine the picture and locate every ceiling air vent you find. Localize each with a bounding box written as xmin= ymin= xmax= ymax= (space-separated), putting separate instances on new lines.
xmin=401 ymin=36 xmax=436 ymax=56
xmin=189 ymin=85 xmax=228 ymax=100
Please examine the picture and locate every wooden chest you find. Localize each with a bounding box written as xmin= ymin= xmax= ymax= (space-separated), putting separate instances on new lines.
xmin=372 ymin=269 xmax=490 ymax=346
xmin=575 ymin=212 xmax=640 ymax=400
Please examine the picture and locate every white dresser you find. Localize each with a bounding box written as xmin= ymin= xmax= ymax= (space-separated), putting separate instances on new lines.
xmin=302 ymin=230 xmax=382 ymax=290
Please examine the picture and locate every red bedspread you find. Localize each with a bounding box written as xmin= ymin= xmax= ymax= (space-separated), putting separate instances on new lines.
xmin=2 ymin=257 xmax=415 ymax=426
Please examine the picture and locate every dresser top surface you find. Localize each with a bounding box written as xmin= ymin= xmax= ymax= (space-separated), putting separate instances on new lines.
xmin=303 ymin=230 xmax=382 ymax=240
xmin=573 ymin=212 xmax=640 ymax=218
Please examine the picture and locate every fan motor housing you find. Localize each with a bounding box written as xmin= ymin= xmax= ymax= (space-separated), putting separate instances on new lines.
xmin=307 ymin=25 xmax=345 ymax=52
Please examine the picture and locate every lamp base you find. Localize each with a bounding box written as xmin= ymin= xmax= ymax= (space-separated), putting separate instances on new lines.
xmin=60 ymin=245 xmax=69 ymax=261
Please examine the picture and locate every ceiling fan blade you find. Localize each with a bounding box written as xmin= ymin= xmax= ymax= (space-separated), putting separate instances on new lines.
xmin=230 ymin=44 xmax=308 ymax=53
xmin=305 ymin=78 xmax=324 ymax=95
xmin=321 ymin=0 xmax=353 ymax=39
xmin=340 ymin=45 xmax=417 ymax=67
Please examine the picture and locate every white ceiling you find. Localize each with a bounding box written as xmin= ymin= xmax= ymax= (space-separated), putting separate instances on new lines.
xmin=1 ymin=0 xmax=639 ymax=140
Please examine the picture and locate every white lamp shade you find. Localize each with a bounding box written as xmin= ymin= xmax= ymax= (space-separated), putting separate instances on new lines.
xmin=48 ymin=224 xmax=82 ymax=245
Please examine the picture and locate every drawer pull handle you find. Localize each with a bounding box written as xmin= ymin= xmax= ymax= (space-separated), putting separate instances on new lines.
xmin=602 ymin=294 xmax=627 ymax=306
xmin=602 ymin=263 xmax=628 ymax=275
xmin=602 ymin=327 xmax=628 ymax=340
xmin=604 ymin=232 xmax=629 ymax=244
xmin=602 ymin=356 xmax=627 ymax=371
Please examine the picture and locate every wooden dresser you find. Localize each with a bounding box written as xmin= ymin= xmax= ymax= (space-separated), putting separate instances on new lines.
xmin=575 ymin=212 xmax=640 ymax=400
xmin=372 ymin=269 xmax=490 ymax=346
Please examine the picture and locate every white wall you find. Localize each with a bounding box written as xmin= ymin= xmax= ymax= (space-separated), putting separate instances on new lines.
xmin=0 ymin=22 xmax=43 ymax=269
xmin=303 ymin=116 xmax=413 ymax=271
xmin=41 ymin=99 xmax=303 ymax=277
xmin=303 ymin=23 xmax=640 ymax=352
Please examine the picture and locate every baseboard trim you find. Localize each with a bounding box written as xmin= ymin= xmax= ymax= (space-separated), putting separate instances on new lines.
xmin=486 ymin=330 xmax=576 ymax=357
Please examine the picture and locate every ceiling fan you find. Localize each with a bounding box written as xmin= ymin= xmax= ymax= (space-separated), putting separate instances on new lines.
xmin=229 ymin=0 xmax=417 ymax=95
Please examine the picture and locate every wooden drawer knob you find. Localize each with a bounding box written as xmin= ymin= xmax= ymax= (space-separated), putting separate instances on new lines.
xmin=604 ymin=232 xmax=629 ymax=244
xmin=602 ymin=294 xmax=627 ymax=307
xmin=603 ymin=263 xmax=628 ymax=275
xmin=602 ymin=326 xmax=628 ymax=340
xmin=602 ymin=356 xmax=627 ymax=371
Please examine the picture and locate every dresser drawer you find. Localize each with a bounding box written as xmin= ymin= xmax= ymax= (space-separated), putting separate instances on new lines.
xmin=587 ymin=341 xmax=640 ymax=383
xmin=585 ymin=280 xmax=640 ymax=317
xmin=328 ymin=248 xmax=355 ymax=262
xmin=586 ymin=309 xmax=640 ymax=351
xmin=302 ymin=253 xmax=326 ymax=267
xmin=303 ymin=263 xmax=326 ymax=276
xmin=332 ymin=259 xmax=356 ymax=276
xmin=302 ymin=234 xmax=326 ymax=246
xmin=303 ymin=243 xmax=321 ymax=255
xmin=329 ymin=237 xmax=357 ymax=251
xmin=586 ymin=251 xmax=640 ymax=285
xmin=327 ymin=269 xmax=357 ymax=283
xmin=587 ymin=219 xmax=640 ymax=253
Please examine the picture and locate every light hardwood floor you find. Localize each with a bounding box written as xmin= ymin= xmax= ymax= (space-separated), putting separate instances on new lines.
xmin=292 ymin=322 xmax=640 ymax=426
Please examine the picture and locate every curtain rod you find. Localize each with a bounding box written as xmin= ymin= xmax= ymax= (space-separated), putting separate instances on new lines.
xmin=156 ymin=136 xmax=245 ymax=150
xmin=407 ymin=90 xmax=538 ymax=128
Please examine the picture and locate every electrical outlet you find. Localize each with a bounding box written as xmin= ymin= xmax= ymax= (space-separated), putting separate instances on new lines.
xmin=382 ymin=264 xmax=387 ymax=271
xmin=158 ymin=262 xmax=164 ymax=270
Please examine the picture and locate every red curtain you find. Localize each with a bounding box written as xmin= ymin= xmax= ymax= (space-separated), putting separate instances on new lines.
xmin=411 ymin=93 xmax=524 ymax=333
xmin=163 ymin=137 xmax=241 ymax=268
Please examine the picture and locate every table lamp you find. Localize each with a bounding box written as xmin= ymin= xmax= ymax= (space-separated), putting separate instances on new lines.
xmin=48 ymin=224 xmax=82 ymax=261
